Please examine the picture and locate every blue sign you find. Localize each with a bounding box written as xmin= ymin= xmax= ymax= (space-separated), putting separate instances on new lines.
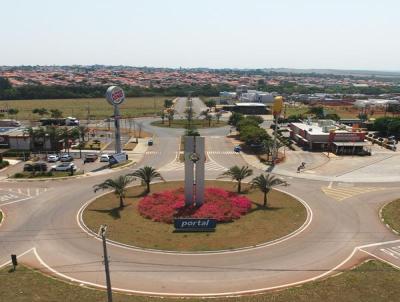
xmin=174 ymin=218 xmax=217 ymax=232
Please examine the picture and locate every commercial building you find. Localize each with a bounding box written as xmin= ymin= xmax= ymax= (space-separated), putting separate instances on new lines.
xmin=240 ymin=90 xmax=274 ymax=104
xmin=290 ymin=120 xmax=370 ymax=155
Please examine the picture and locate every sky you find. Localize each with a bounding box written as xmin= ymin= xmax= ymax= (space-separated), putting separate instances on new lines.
xmin=1 ymin=0 xmax=400 ymax=70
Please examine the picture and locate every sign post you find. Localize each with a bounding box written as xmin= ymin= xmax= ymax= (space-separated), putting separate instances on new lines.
xmin=272 ymin=96 xmax=283 ymax=164
xmin=106 ymin=86 xmax=125 ymax=154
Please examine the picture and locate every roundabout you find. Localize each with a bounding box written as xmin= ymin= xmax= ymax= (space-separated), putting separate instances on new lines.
xmin=1 ymin=98 xmax=400 ymax=297
xmin=81 ymin=181 xmax=308 ymax=252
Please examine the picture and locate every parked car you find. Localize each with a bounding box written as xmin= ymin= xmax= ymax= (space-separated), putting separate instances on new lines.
xmin=148 ymin=139 xmax=154 ymax=146
xmin=60 ymin=154 xmax=74 ymax=162
xmin=23 ymin=162 xmax=48 ymax=172
xmin=47 ymin=154 xmax=60 ymax=162
xmin=100 ymin=154 xmax=110 ymax=162
xmin=234 ymin=145 xmax=242 ymax=152
xmin=84 ymin=153 xmax=98 ymax=163
xmin=51 ymin=162 xmax=77 ymax=172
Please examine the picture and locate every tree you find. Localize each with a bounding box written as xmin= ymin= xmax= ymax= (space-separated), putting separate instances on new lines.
xmin=245 ymin=115 xmax=264 ymax=125
xmin=185 ymin=127 xmax=200 ymax=136
xmin=160 ymin=111 xmax=166 ymax=124
xmin=8 ymin=108 xmax=19 ymax=118
xmin=239 ymin=125 xmax=268 ymax=145
xmin=167 ymin=109 xmax=175 ymax=127
xmin=32 ymin=108 xmax=49 ymax=117
xmin=204 ymin=99 xmax=216 ymax=108
xmin=205 ymin=113 xmax=213 ymax=127
xmin=50 ymin=109 xmax=63 ymax=118
xmin=308 ymin=106 xmax=324 ymax=119
xmin=219 ymin=165 xmax=253 ymax=193
xmin=129 ymin=166 xmax=164 ymax=194
xmin=228 ymin=112 xmax=244 ymax=126
xmin=250 ymin=174 xmax=286 ymax=208
xmin=164 ymin=99 xmax=173 ymax=108
xmin=325 ymin=113 xmax=340 ymax=121
xmin=184 ymin=107 xmax=194 ymax=127
xmin=215 ymin=111 xmax=222 ymax=124
xmin=93 ymin=175 xmax=136 ymax=208
xmin=0 ymin=77 xmax=12 ymax=90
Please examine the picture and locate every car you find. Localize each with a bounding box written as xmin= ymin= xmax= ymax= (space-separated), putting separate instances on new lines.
xmin=51 ymin=162 xmax=77 ymax=171
xmin=47 ymin=154 xmax=60 ymax=162
xmin=148 ymin=139 xmax=153 ymax=146
xmin=100 ymin=154 xmax=110 ymax=162
xmin=84 ymin=153 xmax=98 ymax=163
xmin=270 ymin=124 xmax=280 ymax=130
xmin=60 ymin=154 xmax=74 ymax=162
xmin=23 ymin=162 xmax=48 ymax=172
xmin=234 ymin=145 xmax=242 ymax=152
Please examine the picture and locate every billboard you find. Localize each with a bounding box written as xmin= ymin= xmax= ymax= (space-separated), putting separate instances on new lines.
xmin=329 ymin=132 xmax=365 ymax=142
xmin=174 ymin=218 xmax=217 ymax=232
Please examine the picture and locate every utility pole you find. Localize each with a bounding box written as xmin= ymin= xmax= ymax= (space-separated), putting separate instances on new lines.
xmin=99 ymin=225 xmax=113 ymax=302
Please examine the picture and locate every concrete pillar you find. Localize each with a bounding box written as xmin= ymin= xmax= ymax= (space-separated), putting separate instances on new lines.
xmin=184 ymin=137 xmax=195 ymax=206
xmin=195 ymin=137 xmax=205 ymax=205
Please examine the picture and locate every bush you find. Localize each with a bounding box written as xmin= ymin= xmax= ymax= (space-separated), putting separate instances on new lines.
xmin=13 ymin=172 xmax=24 ymax=178
xmin=138 ymin=187 xmax=252 ymax=223
xmin=3 ymin=150 xmax=31 ymax=158
xmin=0 ymin=160 xmax=9 ymax=169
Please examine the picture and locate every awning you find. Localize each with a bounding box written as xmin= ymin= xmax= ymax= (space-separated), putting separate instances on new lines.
xmin=295 ymin=134 xmax=308 ymax=142
xmin=333 ymin=142 xmax=370 ymax=147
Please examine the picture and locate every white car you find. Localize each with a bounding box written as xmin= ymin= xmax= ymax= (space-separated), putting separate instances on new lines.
xmin=47 ymin=154 xmax=60 ymax=162
xmin=100 ymin=154 xmax=110 ymax=162
xmin=51 ymin=162 xmax=77 ymax=171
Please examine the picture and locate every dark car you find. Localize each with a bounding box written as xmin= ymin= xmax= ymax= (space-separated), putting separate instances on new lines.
xmin=23 ymin=162 xmax=48 ymax=172
xmin=148 ymin=139 xmax=154 ymax=146
xmin=84 ymin=153 xmax=98 ymax=163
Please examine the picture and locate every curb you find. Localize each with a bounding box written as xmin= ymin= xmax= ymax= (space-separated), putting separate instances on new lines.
xmin=77 ymin=181 xmax=313 ymax=255
xmin=379 ymin=201 xmax=400 ymax=235
xmin=0 ymin=209 xmax=5 ymax=229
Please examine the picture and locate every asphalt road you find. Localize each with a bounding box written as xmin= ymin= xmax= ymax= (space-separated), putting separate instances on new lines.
xmin=1 ymin=110 xmax=400 ymax=296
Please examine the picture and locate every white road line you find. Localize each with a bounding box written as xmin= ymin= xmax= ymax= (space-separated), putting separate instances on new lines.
xmin=358 ymin=239 xmax=400 ymax=249
xmin=0 ymin=196 xmax=32 ymax=206
xmin=36 ymin=188 xmax=39 ymax=196
xmin=27 ymin=188 xmax=31 ymax=197
xmin=31 ymin=246 xmax=360 ymax=297
xmin=0 ymin=247 xmax=35 ymax=270
xmin=360 ymin=248 xmax=400 ymax=270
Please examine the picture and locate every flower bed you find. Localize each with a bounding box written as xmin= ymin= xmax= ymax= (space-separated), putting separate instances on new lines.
xmin=138 ymin=187 xmax=252 ymax=223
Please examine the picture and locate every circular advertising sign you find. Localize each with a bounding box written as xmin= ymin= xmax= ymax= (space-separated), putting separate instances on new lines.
xmin=106 ymin=86 xmax=125 ymax=106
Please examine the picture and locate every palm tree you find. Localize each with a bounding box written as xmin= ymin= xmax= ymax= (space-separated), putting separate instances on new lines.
xmin=93 ymin=175 xmax=136 ymax=208
xmin=129 ymin=166 xmax=164 ymax=193
xmin=216 ymin=111 xmax=222 ymax=124
xmin=219 ymin=165 xmax=253 ymax=193
xmin=160 ymin=111 xmax=166 ymax=124
xmin=250 ymin=174 xmax=286 ymax=208
xmin=205 ymin=113 xmax=213 ymax=127
xmin=167 ymin=109 xmax=175 ymax=127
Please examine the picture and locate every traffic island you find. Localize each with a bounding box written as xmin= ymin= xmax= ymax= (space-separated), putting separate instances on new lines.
xmin=82 ymin=181 xmax=307 ymax=251
xmin=381 ymin=199 xmax=400 ymax=234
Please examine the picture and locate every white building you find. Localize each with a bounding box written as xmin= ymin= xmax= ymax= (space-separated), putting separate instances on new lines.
xmin=239 ymin=90 xmax=274 ymax=104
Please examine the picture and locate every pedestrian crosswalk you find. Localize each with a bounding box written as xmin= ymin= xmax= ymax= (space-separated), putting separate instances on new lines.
xmin=158 ymin=160 xmax=227 ymax=172
xmin=6 ymin=187 xmax=49 ymax=198
xmin=321 ymin=186 xmax=385 ymax=201
xmin=206 ymin=151 xmax=240 ymax=155
xmin=145 ymin=151 xmax=162 ymax=155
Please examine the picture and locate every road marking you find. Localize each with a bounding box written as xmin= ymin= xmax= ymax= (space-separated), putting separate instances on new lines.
xmin=0 ymin=247 xmax=35 ymax=269
xmin=158 ymin=160 xmax=227 ymax=172
xmin=360 ymin=248 xmax=400 ymax=270
xmin=321 ymin=186 xmax=386 ymax=201
xmin=206 ymin=151 xmax=239 ymax=155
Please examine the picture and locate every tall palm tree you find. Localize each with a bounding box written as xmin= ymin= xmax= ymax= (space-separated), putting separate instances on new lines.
xmin=250 ymin=174 xmax=286 ymax=208
xmin=93 ymin=175 xmax=136 ymax=208
xmin=215 ymin=111 xmax=222 ymax=124
xmin=219 ymin=165 xmax=253 ymax=193
xmin=167 ymin=109 xmax=175 ymax=127
xmin=205 ymin=113 xmax=213 ymax=127
xmin=129 ymin=166 xmax=164 ymax=193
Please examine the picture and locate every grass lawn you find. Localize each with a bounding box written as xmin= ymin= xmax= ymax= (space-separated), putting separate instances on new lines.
xmin=83 ymin=181 xmax=307 ymax=251
xmin=151 ymin=119 xmax=228 ymax=129
xmin=1 ymin=260 xmax=400 ymax=302
xmin=1 ymin=97 xmax=166 ymax=120
xmin=285 ymin=105 xmax=388 ymax=119
xmin=381 ymin=199 xmax=400 ymax=233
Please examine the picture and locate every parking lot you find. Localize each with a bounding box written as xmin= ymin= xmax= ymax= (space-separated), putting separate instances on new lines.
xmin=1 ymin=151 xmax=110 ymax=178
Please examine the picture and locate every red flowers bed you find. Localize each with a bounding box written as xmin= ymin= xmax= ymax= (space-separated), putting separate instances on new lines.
xmin=137 ymin=187 xmax=252 ymax=223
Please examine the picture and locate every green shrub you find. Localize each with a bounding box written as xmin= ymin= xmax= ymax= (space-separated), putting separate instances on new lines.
xmin=0 ymin=160 xmax=9 ymax=169
xmin=13 ymin=173 xmax=24 ymax=178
